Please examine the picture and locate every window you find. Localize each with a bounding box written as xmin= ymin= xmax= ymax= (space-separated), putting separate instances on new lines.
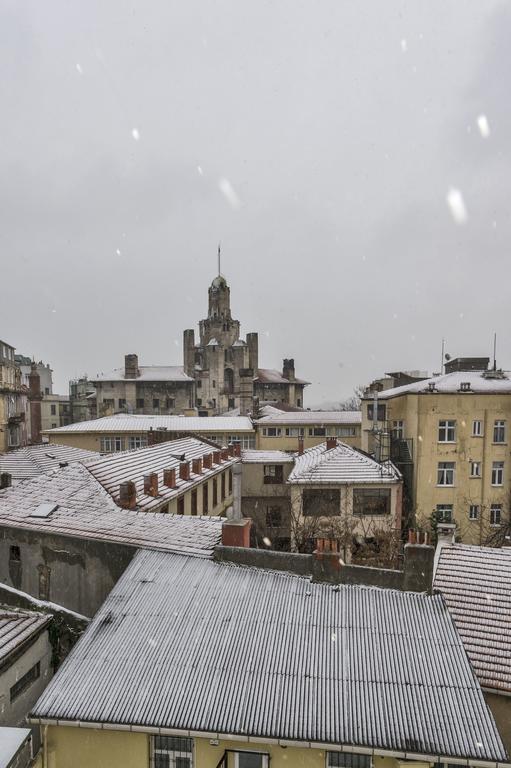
xmin=167 ymin=397 xmax=175 ymax=408
xmin=472 ymin=420 xmax=483 ymax=436
xmin=45 ymin=387 xmax=50 ymax=395
xmin=264 ymin=427 xmax=281 ymax=437
xmin=228 ymin=397 xmax=235 ymax=409
xmin=470 ymin=461 xmax=481 ymax=478
xmin=263 ymin=465 xmax=284 ymax=484
xmin=152 ymin=735 xmax=193 ymax=768
xmin=328 ymin=755 xmax=371 ymax=768
xmin=438 ymin=420 xmax=456 ymax=442
xmin=128 ymin=436 xmax=148 ymax=450
xmin=136 ymin=398 xmax=145 ymax=408
xmin=285 ymin=427 xmax=305 ymax=437
xmin=50 ymin=404 xmax=56 ymax=415
xmin=10 ymin=662 xmax=40 ymax=703
xmin=297 ymin=398 xmax=302 ymax=407
xmin=177 ymin=497 xmax=184 ymax=515
xmin=366 ymin=403 xmax=386 ymax=421
xmin=353 ymin=488 xmax=391 ymax=516
xmin=203 ymin=484 xmax=209 ymax=514
xmin=228 ymin=468 xmax=232 ymax=493
xmin=469 ymin=505 xmax=479 ymax=520
xmin=191 ymin=489 xmax=197 ymax=516
xmin=303 ymin=489 xmax=340 ymax=517
xmin=212 ymin=380 xmax=216 ymax=388
xmin=228 ymin=434 xmax=256 ymax=449
xmin=233 ymin=752 xmax=269 ymax=768
xmin=9 ymin=545 xmax=20 ymax=562
xmin=100 ymin=436 xmax=123 ymax=452
xmin=221 ymin=472 xmax=226 ymax=500
xmin=492 ymin=461 xmax=504 ymax=486
xmin=266 ymin=506 xmax=282 ymax=527
xmin=437 ymin=462 xmax=455 ymax=486
xmin=490 ymin=504 xmax=502 ymax=526
xmin=118 ymin=398 xmax=126 ymax=409
xmin=309 ymin=427 xmax=326 ymax=437
xmin=213 ymin=478 xmax=218 ymax=506
xmin=460 ymin=381 xmax=471 ymax=392
xmin=197 ymin=380 xmax=202 ymax=388
xmin=153 ymin=398 xmax=160 ymax=409
xmin=391 ymin=420 xmax=404 ymax=439
xmin=436 ymin=504 xmax=453 ymax=523
xmin=51 ymin=423 xmax=57 ymax=428
xmin=336 ymin=426 xmax=356 ymax=437
xmin=103 ymin=398 xmax=114 ymax=409
xmin=494 ymin=420 xmax=506 ymax=443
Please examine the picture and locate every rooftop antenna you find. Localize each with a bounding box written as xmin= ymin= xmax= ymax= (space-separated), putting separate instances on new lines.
xmin=493 ymin=332 xmax=497 ymax=371
xmin=217 ymin=242 xmax=221 ymax=276
xmin=441 ymin=338 xmax=445 ymax=375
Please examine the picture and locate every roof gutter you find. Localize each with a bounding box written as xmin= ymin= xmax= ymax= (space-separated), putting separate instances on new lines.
xmin=27 ymin=718 xmax=510 ymax=768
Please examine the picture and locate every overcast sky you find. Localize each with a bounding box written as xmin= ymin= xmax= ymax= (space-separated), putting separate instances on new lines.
xmin=1 ymin=1 xmax=509 ymax=404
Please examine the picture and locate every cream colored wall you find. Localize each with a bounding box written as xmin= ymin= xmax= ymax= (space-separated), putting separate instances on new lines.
xmin=166 ymin=470 xmax=233 ymax=516
xmin=241 ymin=462 xmax=293 ymax=496
xmin=256 ymin=426 xmax=361 ymax=452
xmin=41 ymin=726 xmax=430 ymax=768
xmin=484 ymin=692 xmax=511 ymax=755
xmin=362 ymin=392 xmax=511 ymax=544
xmin=47 ymin=430 xmax=253 ymax=452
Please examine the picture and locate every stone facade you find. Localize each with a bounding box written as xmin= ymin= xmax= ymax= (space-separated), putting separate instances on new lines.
xmin=0 ymin=341 xmax=28 ymax=452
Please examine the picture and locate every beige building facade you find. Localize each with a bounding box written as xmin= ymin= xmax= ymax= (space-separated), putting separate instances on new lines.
xmin=0 ymin=340 xmax=28 ymax=452
xmin=362 ymin=366 xmax=511 ymax=544
xmin=255 ymin=410 xmax=361 ymax=451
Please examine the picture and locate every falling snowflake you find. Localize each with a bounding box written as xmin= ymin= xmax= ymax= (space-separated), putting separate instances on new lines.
xmin=218 ymin=177 xmax=241 ymax=209
xmin=400 ymin=39 xmax=408 ymax=52
xmin=446 ymin=188 xmax=468 ymax=225
xmin=76 ymin=63 xmax=83 ymax=75
xmin=477 ymin=114 xmax=490 ymax=138
xmin=331 ymin=632 xmax=337 ymax=642
xmin=197 ymin=165 xmax=203 ymax=176
xmin=262 ymin=537 xmax=272 ymax=547
xmin=116 ymin=249 xmax=121 ymax=256
xmin=131 ymin=128 xmax=140 ymax=141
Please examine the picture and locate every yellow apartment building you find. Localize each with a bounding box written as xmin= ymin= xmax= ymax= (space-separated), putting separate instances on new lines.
xmin=30 ymin=549 xmax=508 ymax=768
xmin=255 ymin=410 xmax=361 ymax=451
xmin=361 ymin=365 xmax=511 ymax=544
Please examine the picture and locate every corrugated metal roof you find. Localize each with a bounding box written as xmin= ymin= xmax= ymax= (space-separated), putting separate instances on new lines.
xmin=241 ymin=449 xmax=294 ymax=464
xmin=0 ymin=609 xmax=51 ymax=665
xmin=45 ymin=414 xmax=254 ymax=435
xmin=434 ymin=544 xmax=511 ymax=695
xmin=256 ymin=410 xmax=361 ymax=425
xmin=288 ymin=442 xmax=401 ymax=484
xmin=93 ymin=366 xmax=193 ymax=382
xmin=0 ymin=443 xmax=97 ymax=483
xmin=85 ymin=437 xmax=238 ymax=512
xmin=31 ymin=550 xmax=506 ymax=763
xmin=373 ymin=370 xmax=511 ymax=399
xmin=0 ymin=464 xmax=222 ymax=557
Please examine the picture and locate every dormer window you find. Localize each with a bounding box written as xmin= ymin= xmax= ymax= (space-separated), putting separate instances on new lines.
xmin=460 ymin=382 xmax=471 ymax=392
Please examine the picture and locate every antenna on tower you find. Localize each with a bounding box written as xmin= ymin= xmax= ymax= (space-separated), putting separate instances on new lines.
xmin=493 ymin=332 xmax=497 ymax=371
xmin=217 ymin=242 xmax=221 ymax=276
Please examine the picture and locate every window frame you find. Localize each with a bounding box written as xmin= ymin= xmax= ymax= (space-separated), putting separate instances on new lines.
xmin=151 ymin=735 xmax=194 ymax=768
xmin=491 ymin=461 xmax=504 ymax=486
xmin=493 ymin=420 xmax=506 ymax=444
xmin=327 ymin=752 xmax=372 ymax=768
xmin=436 ymin=504 xmax=454 ymax=523
xmin=469 ymin=461 xmax=481 ymax=478
xmin=490 ymin=504 xmax=502 ymax=526
xmin=263 ymin=464 xmax=284 ymax=484
xmin=437 ymin=461 xmax=455 ymax=486
xmin=472 ymin=420 xmax=483 ymax=437
xmin=469 ymin=504 xmax=479 ymax=521
xmin=438 ymin=420 xmax=456 ymax=443
xmin=233 ymin=751 xmax=269 ymax=768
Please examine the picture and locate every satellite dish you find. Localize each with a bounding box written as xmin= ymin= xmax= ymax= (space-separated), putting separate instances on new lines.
xmin=445 ymin=353 xmax=451 ymax=361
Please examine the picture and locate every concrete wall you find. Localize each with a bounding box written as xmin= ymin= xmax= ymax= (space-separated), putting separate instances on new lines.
xmin=361 ymin=391 xmax=511 ymax=544
xmin=0 ymin=527 xmax=135 ymax=617
xmin=95 ymin=380 xmax=193 ymax=417
xmin=0 ymin=629 xmax=52 ymax=728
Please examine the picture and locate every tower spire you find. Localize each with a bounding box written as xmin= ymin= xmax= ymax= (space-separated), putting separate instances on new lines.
xmin=217 ymin=242 xmax=221 ymax=276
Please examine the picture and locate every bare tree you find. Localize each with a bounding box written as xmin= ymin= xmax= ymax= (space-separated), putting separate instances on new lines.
xmin=337 ymin=384 xmax=366 ymax=412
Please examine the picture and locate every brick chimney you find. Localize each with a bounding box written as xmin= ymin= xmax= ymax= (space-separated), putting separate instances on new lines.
xmin=179 ymin=461 xmax=190 ymax=481
xmin=192 ymin=458 xmax=202 ymax=475
xmin=143 ymin=473 xmax=159 ymax=497
xmin=233 ymin=442 xmax=241 ymax=458
xmin=221 ymin=518 xmax=252 ymax=548
xmin=312 ymin=539 xmax=343 ymax=582
xmin=28 ymin=363 xmax=42 ymax=444
xmin=220 ymin=447 xmax=229 ymax=461
xmin=163 ymin=468 xmax=177 ymax=488
xmin=203 ymin=453 xmax=213 ymax=469
xmin=282 ymin=358 xmax=295 ymax=381
xmin=124 ymin=354 xmax=139 ymax=379
xmin=326 ymin=437 xmax=337 ymax=450
xmin=212 ymin=450 xmax=222 ymax=465
xmin=119 ymin=481 xmax=137 ymax=509
xmin=227 ymin=443 xmax=234 ymax=457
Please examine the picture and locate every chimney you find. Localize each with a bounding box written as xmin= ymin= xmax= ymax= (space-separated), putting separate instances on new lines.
xmin=227 ymin=443 xmax=234 ymax=457
xmin=192 ymin=458 xmax=202 ymax=475
xmin=28 ymin=363 xmax=42 ymax=444
xmin=124 ymin=354 xmax=139 ymax=379
xmin=403 ymin=540 xmax=434 ymax=593
xmin=0 ymin=472 xmax=12 ymax=489
xmin=231 ymin=463 xmax=242 ymax=520
xmin=179 ymin=461 xmax=190 ymax=481
xmin=433 ymin=522 xmax=456 ymax=578
xmin=221 ymin=517 xmax=252 ymax=548
xmin=220 ymin=447 xmax=229 ymax=461
xmin=163 ymin=468 xmax=177 ymax=488
xmin=312 ymin=539 xmax=343 ymax=583
xmin=143 ymin=473 xmax=159 ymax=497
xmin=119 ymin=480 xmax=137 ymax=509
xmin=233 ymin=442 xmax=241 ymax=458
xmin=203 ymin=453 xmax=213 ymax=469
xmin=246 ymin=332 xmax=259 ymax=372
xmin=282 ymin=358 xmax=295 ymax=381
xmin=183 ymin=329 xmax=195 ymax=377
xmin=239 ymin=368 xmax=254 ymax=416
xmin=212 ymin=450 xmax=222 ymax=465
xmin=326 ymin=437 xmax=337 ymax=450
xmin=298 ymin=437 xmax=304 ymax=455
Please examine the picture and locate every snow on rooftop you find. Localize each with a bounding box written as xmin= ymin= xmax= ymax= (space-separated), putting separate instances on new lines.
xmin=242 ymin=449 xmax=294 ymax=464
xmin=256 ymin=410 xmax=361 ymax=425
xmin=288 ymin=442 xmax=401 ymax=484
xmin=373 ymin=370 xmax=511 ymax=399
xmin=92 ymin=366 xmax=193 ymax=383
xmin=45 ymin=414 xmax=254 ymax=434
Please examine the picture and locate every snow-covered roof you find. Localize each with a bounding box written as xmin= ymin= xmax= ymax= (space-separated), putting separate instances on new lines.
xmin=44 ymin=414 xmax=254 ymax=435
xmin=255 ymin=368 xmax=310 ymax=385
xmin=0 ymin=608 xmax=51 ymax=665
xmin=207 ymin=338 xmax=219 ymax=346
xmin=30 ymin=549 xmax=507 ymax=764
xmin=256 ymin=410 xmax=361 ymax=425
xmin=242 ymin=449 xmax=294 ymax=464
xmin=232 ymin=340 xmax=246 ymax=347
xmin=0 ymin=462 xmax=223 ymax=557
xmin=372 ymin=370 xmax=511 ymax=399
xmin=0 ymin=727 xmax=31 ymax=768
xmin=92 ymin=366 xmax=193 ymax=383
xmin=434 ymin=544 xmax=511 ymax=695
xmin=0 ymin=443 xmax=97 ymax=484
xmin=288 ymin=442 xmax=401 ymax=485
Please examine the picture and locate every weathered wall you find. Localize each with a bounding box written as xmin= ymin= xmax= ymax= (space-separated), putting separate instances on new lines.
xmin=484 ymin=692 xmax=511 ymax=756
xmin=0 ymin=527 xmax=135 ymax=617
xmin=0 ymin=630 xmax=52 ymax=728
xmin=256 ymin=425 xmax=361 ymax=451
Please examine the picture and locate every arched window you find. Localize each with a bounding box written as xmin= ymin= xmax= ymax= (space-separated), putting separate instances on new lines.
xmin=224 ymin=368 xmax=234 ymax=394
